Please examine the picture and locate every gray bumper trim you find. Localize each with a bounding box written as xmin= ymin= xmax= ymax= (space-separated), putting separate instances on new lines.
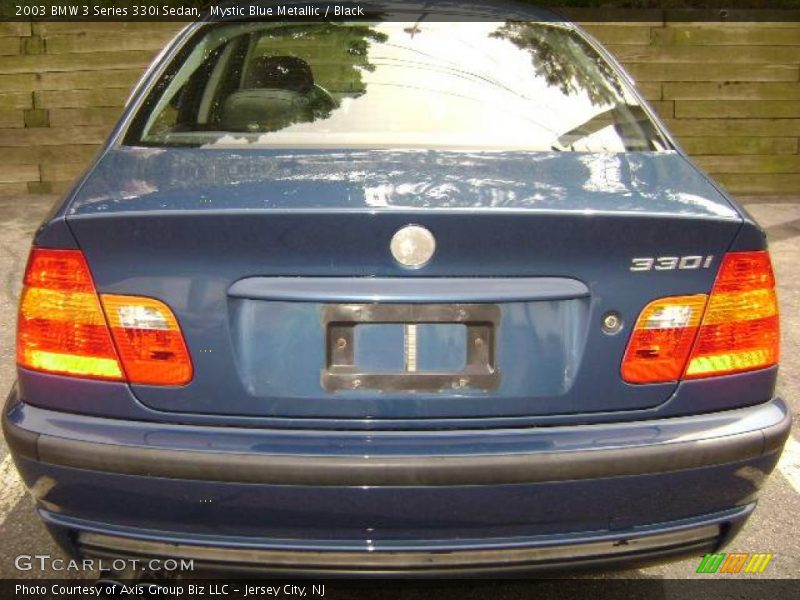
xmin=78 ymin=524 xmax=720 ymax=571
xmin=3 ymin=399 xmax=791 ymax=486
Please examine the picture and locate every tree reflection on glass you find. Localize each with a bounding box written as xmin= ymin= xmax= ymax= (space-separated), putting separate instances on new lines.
xmin=490 ymin=22 xmax=625 ymax=107
xmin=148 ymin=21 xmax=389 ymax=137
xmin=225 ymin=22 xmax=388 ymax=132
xmin=253 ymin=22 xmax=388 ymax=95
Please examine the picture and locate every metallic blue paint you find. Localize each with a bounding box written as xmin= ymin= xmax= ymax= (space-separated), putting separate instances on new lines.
xmin=227 ymin=277 xmax=590 ymax=303
xmin=7 ymin=2 xmax=788 ymax=573
xmin=4 ymin=396 xmax=787 ymax=563
xmin=41 ymin=506 xmax=754 ymax=555
xmin=46 ymin=149 xmax=751 ymax=421
xmin=67 ymin=148 xmax=738 ymax=218
xmin=15 ymin=365 xmax=778 ymax=429
xmin=7 ymin=395 xmax=788 ymax=460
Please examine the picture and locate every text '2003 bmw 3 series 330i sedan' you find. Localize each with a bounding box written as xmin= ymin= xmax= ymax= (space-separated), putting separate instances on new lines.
xmin=2 ymin=0 xmax=791 ymax=576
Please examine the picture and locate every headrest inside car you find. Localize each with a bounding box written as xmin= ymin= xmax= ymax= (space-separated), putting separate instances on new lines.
xmin=244 ymin=56 xmax=315 ymax=93
xmin=219 ymin=89 xmax=309 ymax=132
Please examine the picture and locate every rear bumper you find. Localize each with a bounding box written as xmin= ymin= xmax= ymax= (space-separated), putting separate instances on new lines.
xmin=2 ymin=393 xmax=791 ymax=574
xmin=3 ymin=396 xmax=790 ymax=487
xmin=55 ymin=506 xmax=748 ymax=576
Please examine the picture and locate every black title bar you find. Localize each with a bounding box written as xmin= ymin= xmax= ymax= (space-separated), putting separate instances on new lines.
xmin=4 ymin=1 xmax=800 ymax=22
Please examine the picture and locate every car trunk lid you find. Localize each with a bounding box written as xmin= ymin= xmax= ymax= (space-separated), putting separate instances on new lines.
xmin=64 ymin=147 xmax=742 ymax=424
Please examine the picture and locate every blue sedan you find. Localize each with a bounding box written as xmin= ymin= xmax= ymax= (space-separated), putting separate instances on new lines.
xmin=3 ymin=1 xmax=790 ymax=576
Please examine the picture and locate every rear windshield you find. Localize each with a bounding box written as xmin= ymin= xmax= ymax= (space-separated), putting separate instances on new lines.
xmin=125 ymin=21 xmax=668 ymax=152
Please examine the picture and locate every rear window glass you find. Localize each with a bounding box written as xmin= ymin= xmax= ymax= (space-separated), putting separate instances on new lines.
xmin=125 ymin=21 xmax=667 ymax=152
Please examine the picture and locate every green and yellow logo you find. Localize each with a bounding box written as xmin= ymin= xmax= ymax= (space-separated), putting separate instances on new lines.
xmin=696 ymin=552 xmax=774 ymax=574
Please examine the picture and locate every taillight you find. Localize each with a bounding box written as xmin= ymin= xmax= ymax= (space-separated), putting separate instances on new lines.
xmin=684 ymin=251 xmax=779 ymax=379
xmin=17 ymin=248 xmax=192 ymax=386
xmin=101 ymin=295 xmax=193 ymax=385
xmin=17 ymin=249 xmax=124 ymax=381
xmin=621 ymin=295 xmax=707 ymax=384
xmin=622 ymin=251 xmax=779 ymax=384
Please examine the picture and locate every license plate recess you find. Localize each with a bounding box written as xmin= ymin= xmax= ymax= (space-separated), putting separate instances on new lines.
xmin=321 ymin=304 xmax=500 ymax=393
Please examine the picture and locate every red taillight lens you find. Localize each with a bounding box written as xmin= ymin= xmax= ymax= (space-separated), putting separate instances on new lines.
xmin=684 ymin=251 xmax=779 ymax=379
xmin=17 ymin=248 xmax=192 ymax=386
xmin=622 ymin=250 xmax=779 ymax=384
xmin=101 ymin=295 xmax=193 ymax=386
xmin=621 ymin=295 xmax=707 ymax=384
xmin=17 ymin=249 xmax=123 ymax=380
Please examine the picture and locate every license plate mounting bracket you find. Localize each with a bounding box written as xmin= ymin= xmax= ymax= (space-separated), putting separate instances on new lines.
xmin=321 ymin=303 xmax=500 ymax=393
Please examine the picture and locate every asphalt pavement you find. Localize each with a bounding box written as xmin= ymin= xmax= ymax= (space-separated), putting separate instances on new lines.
xmin=0 ymin=194 xmax=797 ymax=584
